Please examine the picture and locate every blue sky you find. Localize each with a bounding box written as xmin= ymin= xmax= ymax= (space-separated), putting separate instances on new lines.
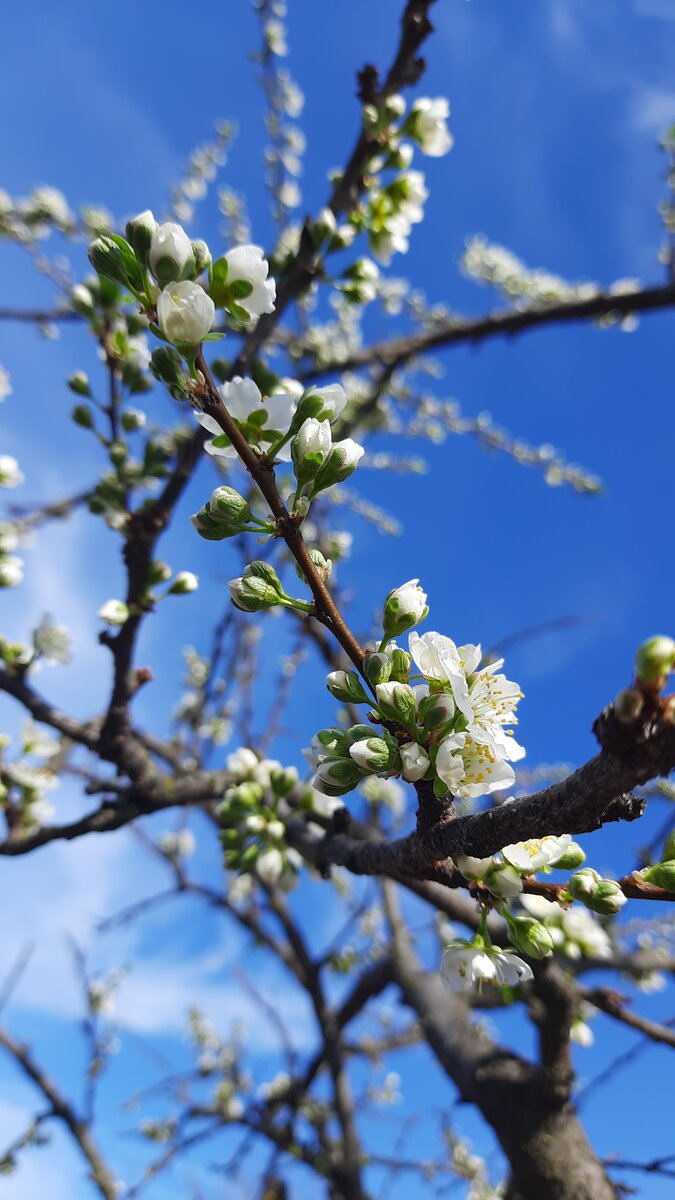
xmin=1 ymin=0 xmax=674 ymax=1196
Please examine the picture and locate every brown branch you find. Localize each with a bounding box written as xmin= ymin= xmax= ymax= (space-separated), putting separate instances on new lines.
xmin=0 ymin=1026 xmax=118 ymax=1199
xmin=300 ymin=282 xmax=675 ymax=382
xmin=580 ymin=986 xmax=675 ymax=1048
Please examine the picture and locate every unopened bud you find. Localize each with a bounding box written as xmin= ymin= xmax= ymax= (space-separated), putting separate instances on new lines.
xmin=382 ymin=579 xmax=428 ymax=642
xmin=243 ymin=560 xmax=283 ymax=594
xmin=209 ymin=485 xmax=252 ymax=526
xmin=375 ymin=681 xmax=416 ymax=726
xmin=310 ymin=437 xmax=364 ymax=493
xmin=120 ymin=408 xmax=146 ymax=432
xmin=149 ymin=222 xmax=195 ymax=285
xmin=326 ymin=670 xmax=370 ymax=705
xmin=567 ymin=868 xmax=601 ymax=903
xmin=295 ymin=548 xmax=332 ymax=584
xmin=389 ymin=648 xmax=411 ymax=683
xmin=147 ymin=560 xmax=172 ymax=585
xmin=635 ymin=635 xmax=675 ymax=686
xmin=508 ymin=916 xmax=554 ymax=960
xmin=315 ymin=757 xmax=362 ymax=795
xmin=191 ymin=239 xmax=211 ymax=274
xmin=168 ymin=571 xmax=198 ymax=595
xmin=151 ymin=345 xmax=185 ymax=387
xmin=363 ymin=652 xmax=391 ymax=687
xmin=348 ymin=736 xmax=393 ymax=774
xmin=553 ymin=842 xmax=586 ymax=870
xmin=228 ymin=575 xmax=281 ymax=613
xmin=125 ymin=210 xmax=158 ymax=265
xmin=585 ymin=879 xmax=627 ymax=915
xmin=71 ymin=403 xmax=94 ymax=428
xmin=399 ymin=740 xmax=430 ymax=782
xmin=68 ymin=370 xmax=91 ymax=396
xmin=662 ymin=830 xmax=675 ymax=863
xmin=484 ymin=862 xmax=523 ymax=900
xmin=420 ymin=692 xmax=456 ymax=737
xmin=644 ymin=860 xmax=675 ymax=893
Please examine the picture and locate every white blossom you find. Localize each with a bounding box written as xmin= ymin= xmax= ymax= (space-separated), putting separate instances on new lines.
xmin=227 ymin=747 xmax=259 ymax=778
xmin=256 ymin=846 xmax=284 ymax=884
xmin=0 ymin=455 xmax=24 ymax=488
xmin=33 ymin=617 xmax=71 ymax=664
xmin=435 ymin=731 xmax=516 ymax=798
xmin=224 ymin=245 xmax=276 ymax=318
xmin=157 ymin=281 xmax=215 ymax=344
xmin=502 ymin=835 xmax=572 ymax=874
xmin=0 ymin=556 xmax=23 ymax=587
xmin=196 ymin=377 xmax=297 ymax=461
xmin=98 ymin=599 xmax=129 ymax=626
xmin=295 ymin=417 xmax=331 ymax=463
xmin=410 ymin=97 xmax=454 ymax=156
xmin=409 ymin=630 xmax=479 ymax=720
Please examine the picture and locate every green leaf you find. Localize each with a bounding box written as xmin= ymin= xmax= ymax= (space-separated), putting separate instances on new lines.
xmin=209 ymin=255 xmax=229 ymax=305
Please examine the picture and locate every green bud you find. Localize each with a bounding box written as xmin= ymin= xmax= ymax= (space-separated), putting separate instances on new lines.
xmin=147 ymin=560 xmax=172 ymax=585
xmin=68 ymin=371 xmax=91 ymax=396
xmin=270 ymin=766 xmax=298 ymax=797
xmin=326 ymin=670 xmax=370 ymax=705
xmin=375 ymin=681 xmax=416 ymax=726
xmin=635 ymin=635 xmax=675 ymax=685
xmin=483 ymin=862 xmax=523 ymax=899
xmin=125 ymin=210 xmax=158 ymax=265
xmin=191 ymin=506 xmax=231 ymax=541
xmin=508 ymin=916 xmax=555 ymax=960
xmin=315 ymin=757 xmax=362 ymax=794
xmin=382 ymin=579 xmax=428 ymax=643
xmin=310 ymin=438 xmax=364 ymax=494
xmin=644 ymin=860 xmax=675 ymax=893
xmin=585 ymin=879 xmax=628 ymax=915
xmin=295 ymin=548 xmax=332 ymax=584
xmin=315 ymin=727 xmax=352 ymax=757
xmin=229 ymin=574 xmax=281 ymax=613
xmin=553 ymin=842 xmax=586 ymax=870
xmin=71 ymin=403 xmax=94 ymax=429
xmin=120 ymin=408 xmax=146 ymax=432
xmin=209 ymin=485 xmax=252 ymax=526
xmin=110 ymin=441 xmax=127 ymax=467
xmin=150 ymin=345 xmax=186 ymax=388
xmin=344 ymin=724 xmax=381 ymax=745
xmin=243 ymin=560 xmax=284 ymax=595
xmin=348 ymin=736 xmax=392 ymax=774
xmin=168 ymin=571 xmax=198 ymax=595
xmin=567 ymin=868 xmax=601 ymax=903
xmin=88 ymin=235 xmax=143 ymax=291
xmin=191 ymin=239 xmax=212 ymax=274
xmin=420 ymin=692 xmax=456 ymax=737
xmin=363 ymin=652 xmax=392 ymax=687
xmin=389 ymin=648 xmax=411 ymax=683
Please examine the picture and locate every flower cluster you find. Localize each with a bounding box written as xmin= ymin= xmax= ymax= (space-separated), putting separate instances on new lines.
xmin=0 ymin=517 xmax=22 ymax=590
xmin=311 ymin=580 xmax=525 ymax=803
xmin=218 ymin=748 xmax=300 ymax=886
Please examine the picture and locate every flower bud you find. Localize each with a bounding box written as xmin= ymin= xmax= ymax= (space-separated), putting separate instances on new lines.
xmin=508 ymin=916 xmax=555 ymax=960
xmin=363 ymin=652 xmax=392 ymax=687
xmin=644 ymin=860 xmax=675 ymax=893
xmin=228 ymin=575 xmax=281 ymax=613
xmin=484 ymin=862 xmax=523 ymax=900
xmin=420 ymin=692 xmax=456 ymax=737
xmin=315 ymin=757 xmax=362 ymax=794
xmin=256 ymin=846 xmax=284 ymax=884
xmin=120 ymin=408 xmax=146 ymax=432
xmin=295 ymin=548 xmax=332 ymax=584
xmin=147 ymin=560 xmax=172 ymax=585
xmin=149 ymin=222 xmax=195 ymax=285
xmin=389 ymin=648 xmax=411 ymax=683
xmin=375 ymin=681 xmax=416 ymax=726
xmin=245 ymin=814 xmax=266 ymax=834
xmin=662 ymin=830 xmax=675 ymax=863
xmin=98 ymin=599 xmax=129 ymax=626
xmin=553 ymin=842 xmax=586 ymax=870
xmin=150 ymin=345 xmax=185 ymax=388
xmin=156 ymin=281 xmax=215 ymax=345
xmin=566 ymin=868 xmax=601 ymax=903
xmin=168 ymin=571 xmax=198 ymax=595
xmin=88 ymin=236 xmax=133 ymax=286
xmin=382 ymin=579 xmax=428 ymax=642
xmin=71 ymin=403 xmax=94 ymax=428
xmin=125 ymin=210 xmax=158 ymax=265
xmin=110 ymin=441 xmax=127 ymax=467
xmin=614 ymin=687 xmax=644 ymax=723
xmin=326 ymin=670 xmax=370 ymax=705
xmin=209 ymin=485 xmax=252 ymax=526
xmin=635 ymin=635 xmax=675 ymax=686
xmin=191 ymin=239 xmax=211 ymax=274
xmin=454 ymin=854 xmax=494 ymax=881
xmin=243 ymin=560 xmax=283 ymax=594
xmin=310 ymin=437 xmax=364 ymax=493
xmin=191 ymin=506 xmax=232 ymax=541
xmin=585 ymin=879 xmax=627 ymax=915
xmin=348 ymin=736 xmax=392 ymax=774
xmin=292 ymin=418 xmax=332 ymax=482
xmin=71 ymin=284 xmax=95 ymax=316
xmin=315 ymin=727 xmax=352 ymax=757
xmin=68 ymin=371 xmax=91 ymax=396
xmin=399 ymin=740 xmax=430 ymax=782
xmin=312 ymin=207 xmax=337 ymax=244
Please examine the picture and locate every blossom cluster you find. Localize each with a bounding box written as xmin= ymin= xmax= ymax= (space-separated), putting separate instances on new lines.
xmin=310 ymin=579 xmax=524 ymax=802
xmin=218 ymin=747 xmax=301 ymax=887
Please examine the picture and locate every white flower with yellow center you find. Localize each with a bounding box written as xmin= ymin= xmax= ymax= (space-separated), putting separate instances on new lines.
xmin=409 ymin=630 xmax=480 ymax=720
xmin=465 ymin=659 xmax=525 ymax=762
xmin=441 ymin=941 xmax=533 ymax=993
xmin=435 ymin=731 xmax=515 ymax=798
xmin=502 ymin=835 xmax=571 ymax=874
